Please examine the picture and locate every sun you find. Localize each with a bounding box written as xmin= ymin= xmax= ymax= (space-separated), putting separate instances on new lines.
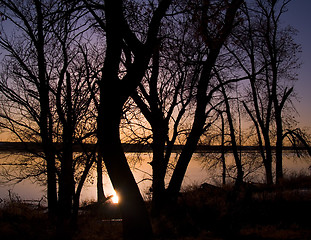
xmin=111 ymin=190 xmax=119 ymax=204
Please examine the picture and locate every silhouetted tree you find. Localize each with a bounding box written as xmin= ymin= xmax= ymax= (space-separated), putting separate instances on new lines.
xmin=229 ymin=0 xmax=301 ymax=184
xmin=216 ymin=71 xmax=244 ymax=187
xmin=228 ymin=1 xmax=274 ymax=184
xmin=0 ymin=0 xmax=58 ymax=216
xmin=166 ymin=0 xmax=244 ymax=202
xmin=256 ymin=0 xmax=301 ymax=183
xmin=128 ymin=2 xmax=200 ymax=213
xmin=124 ymin=0 xmax=244 ymax=213
xmin=84 ymin=0 xmax=172 ymax=238
xmin=77 ymin=39 xmax=107 ymax=204
xmin=0 ymin=1 xmax=98 ymax=227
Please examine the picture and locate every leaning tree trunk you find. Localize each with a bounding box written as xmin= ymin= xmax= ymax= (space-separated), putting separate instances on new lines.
xmin=166 ymin=0 xmax=243 ymax=202
xmin=95 ymin=1 xmax=171 ymax=238
xmin=167 ymin=95 xmax=207 ymax=202
xmin=166 ymin=50 xmax=225 ymax=202
xmin=97 ymin=98 xmax=153 ymax=240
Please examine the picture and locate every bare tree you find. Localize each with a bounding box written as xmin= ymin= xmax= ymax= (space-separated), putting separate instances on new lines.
xmin=216 ymin=71 xmax=244 ymax=187
xmin=127 ymin=3 xmax=200 ymax=213
xmin=0 ymin=1 xmax=98 ymax=227
xmin=84 ymin=1 xmax=172 ymax=239
xmin=166 ymin=0 xmax=244 ymax=202
xmin=0 ymin=0 xmax=59 ymax=216
xmin=229 ymin=0 xmax=302 ymax=184
xmin=228 ymin=1 xmax=275 ymax=184
xmin=256 ymin=0 xmax=301 ymax=183
xmin=121 ymin=0 xmax=244 ymax=214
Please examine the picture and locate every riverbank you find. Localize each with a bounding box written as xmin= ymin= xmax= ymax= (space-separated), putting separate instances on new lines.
xmin=1 ymin=175 xmax=311 ymax=240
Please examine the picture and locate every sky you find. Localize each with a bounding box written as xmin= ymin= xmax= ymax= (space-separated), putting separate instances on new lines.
xmin=0 ymin=0 xmax=309 ymax=140
xmin=0 ymin=0 xmax=310 ymax=201
xmin=283 ymin=0 xmax=311 ymax=130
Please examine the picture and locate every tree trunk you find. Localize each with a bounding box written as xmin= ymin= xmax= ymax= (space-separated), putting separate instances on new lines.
xmin=166 ymin=0 xmax=243 ymax=201
xmin=96 ymin=152 xmax=106 ymax=203
xmin=96 ymin=151 xmax=106 ymax=203
xmin=45 ymin=148 xmax=57 ymax=218
xmin=95 ymin=1 xmax=171 ymax=237
xmin=221 ymin=84 xmax=244 ymax=187
xmin=72 ymin=154 xmax=95 ymax=222
xmin=97 ymin=99 xmax=152 ymax=240
xmin=220 ymin=113 xmax=226 ymax=185
xmin=167 ymin=50 xmax=220 ymax=202
xmin=167 ymin=106 xmax=206 ymax=202
xmin=57 ymin=72 xmax=75 ymax=222
xmin=58 ymin=142 xmax=74 ymax=219
xmin=263 ymin=133 xmax=274 ymax=185
xmin=150 ymin=122 xmax=168 ymax=214
xmin=275 ymin=112 xmax=283 ymax=184
xmin=34 ymin=0 xmax=58 ymax=218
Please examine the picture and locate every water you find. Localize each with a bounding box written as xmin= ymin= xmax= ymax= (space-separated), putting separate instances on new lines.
xmin=0 ymin=151 xmax=310 ymax=203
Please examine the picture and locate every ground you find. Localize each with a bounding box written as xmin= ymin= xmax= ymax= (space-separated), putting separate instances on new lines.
xmin=1 ymin=175 xmax=311 ymax=240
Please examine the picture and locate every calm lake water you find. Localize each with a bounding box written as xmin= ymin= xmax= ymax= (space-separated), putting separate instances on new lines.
xmin=0 ymin=151 xmax=310 ymax=203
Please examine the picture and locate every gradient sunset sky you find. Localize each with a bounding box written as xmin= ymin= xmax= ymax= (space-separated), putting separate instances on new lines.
xmin=0 ymin=0 xmax=309 ymax=141
xmin=284 ymin=0 xmax=311 ymax=130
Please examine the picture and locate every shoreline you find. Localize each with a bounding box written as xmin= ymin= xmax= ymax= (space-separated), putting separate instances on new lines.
xmin=0 ymin=141 xmax=308 ymax=153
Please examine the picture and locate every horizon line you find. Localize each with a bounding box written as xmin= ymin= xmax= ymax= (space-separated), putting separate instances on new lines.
xmin=0 ymin=141 xmax=307 ymax=153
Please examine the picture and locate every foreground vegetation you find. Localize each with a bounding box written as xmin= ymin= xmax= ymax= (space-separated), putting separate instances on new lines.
xmin=1 ymin=174 xmax=311 ymax=240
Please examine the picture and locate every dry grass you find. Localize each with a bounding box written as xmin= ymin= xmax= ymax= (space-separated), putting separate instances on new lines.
xmin=0 ymin=197 xmax=123 ymax=240
xmin=151 ymin=175 xmax=311 ymax=239
xmin=0 ymin=197 xmax=53 ymax=240
xmin=1 ymin=175 xmax=311 ymax=240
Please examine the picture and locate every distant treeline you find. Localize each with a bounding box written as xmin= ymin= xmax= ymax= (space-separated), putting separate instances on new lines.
xmin=0 ymin=142 xmax=307 ymax=153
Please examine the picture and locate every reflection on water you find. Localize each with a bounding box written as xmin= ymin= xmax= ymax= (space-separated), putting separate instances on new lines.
xmin=0 ymin=152 xmax=310 ymax=202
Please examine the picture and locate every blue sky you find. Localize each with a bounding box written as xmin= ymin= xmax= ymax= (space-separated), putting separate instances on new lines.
xmin=284 ymin=0 xmax=311 ymax=129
